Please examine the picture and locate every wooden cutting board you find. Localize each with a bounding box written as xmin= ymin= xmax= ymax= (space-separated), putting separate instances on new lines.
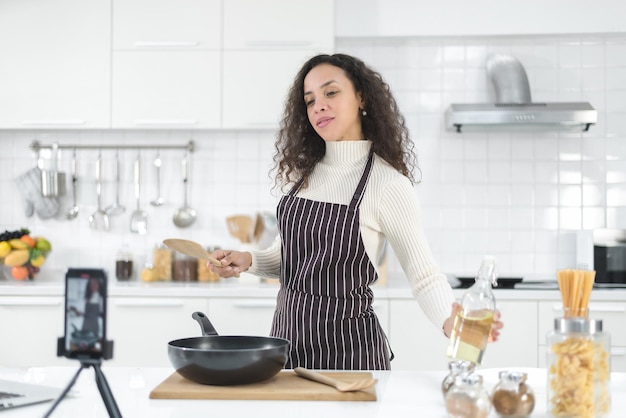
xmin=150 ymin=370 xmax=377 ymax=401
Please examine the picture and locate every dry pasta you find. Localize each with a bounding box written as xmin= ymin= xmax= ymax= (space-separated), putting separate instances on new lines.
xmin=549 ymin=337 xmax=610 ymax=417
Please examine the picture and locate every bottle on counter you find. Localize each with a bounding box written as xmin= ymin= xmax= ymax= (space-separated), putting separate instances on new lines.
xmin=115 ymin=245 xmax=133 ymax=281
xmin=446 ymin=255 xmax=497 ymax=365
xmin=445 ymin=373 xmax=491 ymax=418
xmin=491 ymin=371 xmax=535 ymax=418
xmin=441 ymin=360 xmax=476 ymax=399
xmin=547 ymin=317 xmax=611 ymax=417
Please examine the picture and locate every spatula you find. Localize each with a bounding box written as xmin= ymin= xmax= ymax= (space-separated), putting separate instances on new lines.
xmin=294 ymin=367 xmax=378 ymax=392
xmin=163 ymin=239 xmax=222 ymax=268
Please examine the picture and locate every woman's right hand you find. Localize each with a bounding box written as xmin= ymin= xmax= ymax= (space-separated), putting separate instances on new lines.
xmin=208 ymin=249 xmax=252 ymax=278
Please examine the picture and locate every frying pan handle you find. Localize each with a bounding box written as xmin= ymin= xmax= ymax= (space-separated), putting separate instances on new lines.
xmin=192 ymin=311 xmax=219 ymax=336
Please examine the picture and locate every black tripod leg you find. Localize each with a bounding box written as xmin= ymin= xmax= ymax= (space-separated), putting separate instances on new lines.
xmin=42 ymin=365 xmax=86 ymax=418
xmin=92 ymin=363 xmax=122 ymax=418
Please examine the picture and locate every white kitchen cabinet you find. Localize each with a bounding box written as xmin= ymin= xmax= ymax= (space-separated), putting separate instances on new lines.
xmin=479 ymin=300 xmax=538 ymax=369
xmin=221 ymin=0 xmax=334 ymax=129
xmin=0 ymin=0 xmax=110 ymax=129
xmin=222 ymin=50 xmax=319 ymax=129
xmin=537 ymin=300 xmax=626 ymax=372
xmin=207 ymin=297 xmax=278 ymax=336
xmin=223 ymin=0 xmax=334 ymax=51
xmin=388 ymin=299 xmax=538 ymax=371
xmin=0 ymin=296 xmax=66 ymax=367
xmin=336 ymin=0 xmax=626 ymax=37
xmin=106 ymin=296 xmax=209 ymax=367
xmin=111 ymin=51 xmax=221 ymax=129
xmin=388 ymin=299 xmax=450 ymax=370
xmin=112 ymin=0 xmax=221 ymax=51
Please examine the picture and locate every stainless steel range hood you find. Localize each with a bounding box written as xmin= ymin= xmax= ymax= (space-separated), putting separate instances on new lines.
xmin=445 ymin=54 xmax=597 ymax=133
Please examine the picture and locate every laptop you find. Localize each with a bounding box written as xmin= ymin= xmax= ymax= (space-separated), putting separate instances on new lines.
xmin=0 ymin=378 xmax=62 ymax=410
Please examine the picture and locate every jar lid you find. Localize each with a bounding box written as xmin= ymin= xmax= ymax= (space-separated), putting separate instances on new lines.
xmin=448 ymin=360 xmax=476 ymax=373
xmin=498 ymin=370 xmax=527 ymax=383
xmin=553 ymin=317 xmax=603 ymax=333
xmin=454 ymin=373 xmax=483 ymax=386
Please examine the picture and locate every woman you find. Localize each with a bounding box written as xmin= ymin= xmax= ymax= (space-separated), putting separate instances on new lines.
xmin=209 ymin=53 xmax=502 ymax=370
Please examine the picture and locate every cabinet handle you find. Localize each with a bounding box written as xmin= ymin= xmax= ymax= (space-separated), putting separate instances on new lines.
xmin=245 ymin=41 xmax=312 ymax=48
xmin=133 ymin=41 xmax=200 ymax=48
xmin=133 ymin=120 xmax=198 ymax=126
xmin=22 ymin=120 xmax=85 ymax=126
xmin=233 ymin=301 xmax=277 ymax=309
xmin=551 ymin=304 xmax=626 ymax=313
xmin=611 ymin=348 xmax=626 ymax=357
xmin=113 ymin=299 xmax=184 ymax=308
xmin=0 ymin=298 xmax=62 ymax=307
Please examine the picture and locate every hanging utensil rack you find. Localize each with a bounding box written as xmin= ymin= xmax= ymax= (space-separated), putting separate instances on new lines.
xmin=29 ymin=140 xmax=195 ymax=153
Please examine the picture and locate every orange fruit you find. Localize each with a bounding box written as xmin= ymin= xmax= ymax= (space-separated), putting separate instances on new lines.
xmin=20 ymin=235 xmax=36 ymax=248
xmin=11 ymin=266 xmax=29 ymax=280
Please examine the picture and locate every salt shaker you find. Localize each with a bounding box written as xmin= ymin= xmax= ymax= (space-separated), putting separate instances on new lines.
xmin=445 ymin=373 xmax=491 ymax=418
xmin=441 ymin=360 xmax=476 ymax=399
xmin=491 ymin=371 xmax=535 ymax=417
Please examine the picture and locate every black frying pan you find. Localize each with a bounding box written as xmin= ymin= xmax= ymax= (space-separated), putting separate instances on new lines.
xmin=167 ymin=312 xmax=290 ymax=385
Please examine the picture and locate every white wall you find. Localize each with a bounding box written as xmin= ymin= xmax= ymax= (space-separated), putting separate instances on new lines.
xmin=1 ymin=33 xmax=626 ymax=284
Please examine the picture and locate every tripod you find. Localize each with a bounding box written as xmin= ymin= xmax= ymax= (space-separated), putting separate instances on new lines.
xmin=44 ymin=339 xmax=122 ymax=417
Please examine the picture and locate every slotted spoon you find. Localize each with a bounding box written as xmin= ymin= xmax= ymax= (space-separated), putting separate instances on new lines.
xmin=294 ymin=367 xmax=378 ymax=392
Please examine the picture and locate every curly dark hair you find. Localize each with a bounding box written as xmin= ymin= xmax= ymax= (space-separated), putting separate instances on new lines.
xmin=273 ymin=53 xmax=418 ymax=191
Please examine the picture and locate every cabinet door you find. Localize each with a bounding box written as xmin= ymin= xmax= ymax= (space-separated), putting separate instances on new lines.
xmin=0 ymin=297 xmax=65 ymax=367
xmin=207 ymin=298 xmax=277 ymax=336
xmin=222 ymin=50 xmax=316 ymax=129
xmin=107 ymin=297 xmax=209 ymax=366
xmin=479 ymin=300 xmax=537 ymax=369
xmin=388 ymin=300 xmax=450 ymax=370
xmin=113 ymin=0 xmax=221 ymax=50
xmin=112 ymin=51 xmax=221 ymax=128
xmin=223 ymin=0 xmax=334 ymax=50
xmin=0 ymin=0 xmax=110 ymax=128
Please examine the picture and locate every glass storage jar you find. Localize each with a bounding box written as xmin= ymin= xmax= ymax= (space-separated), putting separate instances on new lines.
xmin=152 ymin=245 xmax=172 ymax=281
xmin=115 ymin=246 xmax=133 ymax=281
xmin=491 ymin=370 xmax=535 ymax=417
xmin=547 ymin=317 xmax=611 ymax=418
xmin=441 ymin=360 xmax=476 ymax=399
xmin=445 ymin=373 xmax=491 ymax=418
xmin=172 ymin=252 xmax=198 ymax=282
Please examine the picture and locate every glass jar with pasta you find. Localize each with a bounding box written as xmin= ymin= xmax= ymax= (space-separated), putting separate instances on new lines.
xmin=547 ymin=317 xmax=611 ymax=418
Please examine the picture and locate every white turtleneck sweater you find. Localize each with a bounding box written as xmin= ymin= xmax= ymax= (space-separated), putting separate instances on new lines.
xmin=249 ymin=140 xmax=455 ymax=331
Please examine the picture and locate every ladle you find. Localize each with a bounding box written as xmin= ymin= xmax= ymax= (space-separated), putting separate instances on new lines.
xmin=129 ymin=153 xmax=148 ymax=234
xmin=65 ymin=148 xmax=79 ymax=220
xmin=105 ymin=149 xmax=126 ymax=216
xmin=172 ymin=152 xmax=196 ymax=228
xmin=150 ymin=151 xmax=165 ymax=207
xmin=88 ymin=152 xmax=110 ymax=231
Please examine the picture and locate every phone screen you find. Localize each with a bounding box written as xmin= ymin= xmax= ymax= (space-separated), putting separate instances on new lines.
xmin=63 ymin=268 xmax=107 ymax=359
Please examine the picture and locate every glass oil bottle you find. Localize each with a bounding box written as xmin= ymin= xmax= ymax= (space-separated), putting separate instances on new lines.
xmin=447 ymin=255 xmax=497 ymax=365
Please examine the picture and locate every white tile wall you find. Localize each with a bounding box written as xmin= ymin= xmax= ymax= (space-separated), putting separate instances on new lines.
xmin=1 ymin=33 xmax=625 ymax=284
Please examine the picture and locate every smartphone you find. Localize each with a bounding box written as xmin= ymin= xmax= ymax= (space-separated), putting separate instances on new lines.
xmin=63 ymin=268 xmax=108 ymax=359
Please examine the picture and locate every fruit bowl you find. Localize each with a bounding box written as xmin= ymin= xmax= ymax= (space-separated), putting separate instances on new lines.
xmin=0 ymin=228 xmax=51 ymax=280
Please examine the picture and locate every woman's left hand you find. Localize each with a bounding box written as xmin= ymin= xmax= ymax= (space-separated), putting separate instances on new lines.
xmin=442 ymin=302 xmax=503 ymax=342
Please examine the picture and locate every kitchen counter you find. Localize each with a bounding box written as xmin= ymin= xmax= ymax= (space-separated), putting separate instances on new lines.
xmin=1 ymin=366 xmax=626 ymax=417
xmin=2 ymin=274 xmax=626 ymax=302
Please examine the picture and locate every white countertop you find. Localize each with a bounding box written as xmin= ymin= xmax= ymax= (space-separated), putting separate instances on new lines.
xmin=2 ymin=274 xmax=626 ymax=302
xmin=1 ymin=366 xmax=625 ymax=417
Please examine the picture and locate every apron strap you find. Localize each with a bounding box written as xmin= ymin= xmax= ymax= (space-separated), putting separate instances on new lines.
xmin=348 ymin=150 xmax=375 ymax=214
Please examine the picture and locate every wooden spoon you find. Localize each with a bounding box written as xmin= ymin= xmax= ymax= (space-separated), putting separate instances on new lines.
xmin=294 ymin=367 xmax=377 ymax=392
xmin=162 ymin=239 xmax=222 ymax=267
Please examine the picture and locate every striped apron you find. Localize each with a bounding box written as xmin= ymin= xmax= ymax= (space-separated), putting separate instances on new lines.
xmin=270 ymin=151 xmax=392 ymax=370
